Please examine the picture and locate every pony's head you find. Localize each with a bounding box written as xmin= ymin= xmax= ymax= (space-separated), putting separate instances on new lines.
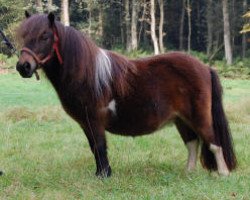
xmin=16 ymin=12 xmax=62 ymax=78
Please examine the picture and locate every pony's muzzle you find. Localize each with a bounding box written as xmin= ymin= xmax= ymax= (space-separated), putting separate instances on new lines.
xmin=16 ymin=61 xmax=34 ymax=78
xmin=16 ymin=49 xmax=38 ymax=78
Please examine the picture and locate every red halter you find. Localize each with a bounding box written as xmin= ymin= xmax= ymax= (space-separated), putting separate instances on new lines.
xmin=21 ymin=27 xmax=63 ymax=66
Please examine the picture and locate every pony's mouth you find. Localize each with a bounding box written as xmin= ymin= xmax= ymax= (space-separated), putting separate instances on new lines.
xmin=18 ymin=69 xmax=34 ymax=78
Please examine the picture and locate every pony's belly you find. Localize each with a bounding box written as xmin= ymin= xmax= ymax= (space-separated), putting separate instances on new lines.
xmin=106 ymin=121 xmax=160 ymax=136
xmin=106 ymin=116 xmax=171 ymax=136
xmin=105 ymin=104 xmax=172 ymax=136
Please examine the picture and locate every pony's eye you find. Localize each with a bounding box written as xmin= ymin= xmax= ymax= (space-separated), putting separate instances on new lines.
xmin=41 ymin=33 xmax=49 ymax=41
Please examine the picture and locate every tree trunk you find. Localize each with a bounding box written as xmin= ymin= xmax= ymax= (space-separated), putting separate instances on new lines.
xmin=158 ymin=0 xmax=165 ymax=53
xmin=125 ymin=0 xmax=132 ymax=52
xmin=196 ymin=1 xmax=201 ymax=48
xmin=179 ymin=0 xmax=185 ymax=50
xmin=206 ymin=0 xmax=213 ymax=56
xmin=231 ymin=0 xmax=235 ymax=54
xmin=242 ymin=0 xmax=247 ymax=58
xmin=120 ymin=3 xmax=125 ymax=46
xmin=47 ymin=0 xmax=53 ymax=12
xmin=36 ymin=0 xmax=43 ymax=13
xmin=88 ymin=2 xmax=92 ymax=36
xmin=150 ymin=0 xmax=159 ymax=55
xmin=131 ymin=0 xmax=138 ymax=51
xmin=187 ymin=0 xmax=192 ymax=53
xmin=61 ymin=0 xmax=70 ymax=26
xmin=222 ymin=0 xmax=233 ymax=65
xmin=138 ymin=0 xmax=147 ymax=46
xmin=98 ymin=3 xmax=104 ymax=44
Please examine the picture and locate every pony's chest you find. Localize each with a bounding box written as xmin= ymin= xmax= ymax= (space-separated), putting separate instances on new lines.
xmin=58 ymin=92 xmax=86 ymax=121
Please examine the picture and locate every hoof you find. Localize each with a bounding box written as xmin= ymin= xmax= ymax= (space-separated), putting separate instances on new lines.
xmin=0 ymin=171 xmax=3 ymax=176
xmin=218 ymin=169 xmax=230 ymax=176
xmin=186 ymin=165 xmax=196 ymax=172
xmin=95 ymin=166 xmax=112 ymax=178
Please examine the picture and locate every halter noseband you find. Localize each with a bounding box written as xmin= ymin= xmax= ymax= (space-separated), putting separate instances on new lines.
xmin=21 ymin=27 xmax=63 ymax=66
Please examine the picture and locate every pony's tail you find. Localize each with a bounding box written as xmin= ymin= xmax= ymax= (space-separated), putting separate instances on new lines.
xmin=201 ymin=69 xmax=237 ymax=171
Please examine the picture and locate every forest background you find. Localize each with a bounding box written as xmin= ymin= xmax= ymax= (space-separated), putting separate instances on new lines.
xmin=0 ymin=0 xmax=250 ymax=77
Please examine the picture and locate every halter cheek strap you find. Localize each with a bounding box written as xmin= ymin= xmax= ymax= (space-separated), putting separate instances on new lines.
xmin=52 ymin=29 xmax=63 ymax=64
xmin=21 ymin=26 xmax=63 ymax=66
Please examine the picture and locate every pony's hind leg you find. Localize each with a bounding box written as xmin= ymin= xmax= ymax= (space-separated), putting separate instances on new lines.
xmin=179 ymin=115 xmax=230 ymax=176
xmin=175 ymin=118 xmax=199 ymax=171
xmin=196 ymin=124 xmax=230 ymax=176
xmin=186 ymin=140 xmax=199 ymax=171
xmin=209 ymin=144 xmax=229 ymax=176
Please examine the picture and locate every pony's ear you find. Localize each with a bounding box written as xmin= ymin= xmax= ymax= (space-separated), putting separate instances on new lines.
xmin=25 ymin=10 xmax=31 ymax=18
xmin=48 ymin=12 xmax=55 ymax=27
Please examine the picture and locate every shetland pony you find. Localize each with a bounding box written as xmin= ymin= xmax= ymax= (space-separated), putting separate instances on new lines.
xmin=16 ymin=12 xmax=236 ymax=177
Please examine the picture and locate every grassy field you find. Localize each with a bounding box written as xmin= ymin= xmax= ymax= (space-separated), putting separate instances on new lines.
xmin=0 ymin=72 xmax=250 ymax=199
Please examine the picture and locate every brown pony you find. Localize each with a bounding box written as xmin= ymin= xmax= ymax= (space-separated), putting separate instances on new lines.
xmin=16 ymin=13 xmax=236 ymax=177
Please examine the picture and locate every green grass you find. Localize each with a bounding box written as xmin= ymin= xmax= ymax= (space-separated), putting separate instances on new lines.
xmin=0 ymin=73 xmax=250 ymax=199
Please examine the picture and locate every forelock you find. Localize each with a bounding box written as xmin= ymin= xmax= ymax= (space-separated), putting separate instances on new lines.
xmin=18 ymin=14 xmax=50 ymax=42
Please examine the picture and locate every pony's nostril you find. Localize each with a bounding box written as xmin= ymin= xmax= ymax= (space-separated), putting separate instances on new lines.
xmin=23 ymin=62 xmax=31 ymax=72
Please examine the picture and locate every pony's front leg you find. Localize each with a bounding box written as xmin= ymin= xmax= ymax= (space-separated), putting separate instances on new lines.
xmin=82 ymin=122 xmax=111 ymax=178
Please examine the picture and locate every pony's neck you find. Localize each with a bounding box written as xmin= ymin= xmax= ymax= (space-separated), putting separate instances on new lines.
xmin=43 ymin=24 xmax=137 ymax=100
